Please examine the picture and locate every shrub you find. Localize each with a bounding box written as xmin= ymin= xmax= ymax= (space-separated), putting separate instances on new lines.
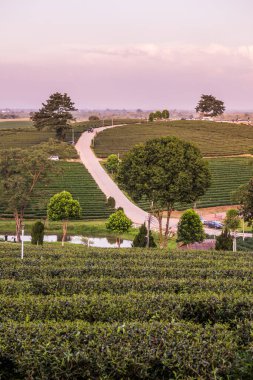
xmin=31 ymin=221 xmax=44 ymax=245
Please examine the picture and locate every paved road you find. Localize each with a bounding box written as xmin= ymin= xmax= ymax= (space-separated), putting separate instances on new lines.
xmin=75 ymin=125 xmax=252 ymax=238
xmin=75 ymin=125 xmax=178 ymax=230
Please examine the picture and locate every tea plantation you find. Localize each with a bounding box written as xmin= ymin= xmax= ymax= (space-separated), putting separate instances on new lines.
xmin=138 ymin=157 xmax=253 ymax=210
xmin=0 ymin=244 xmax=252 ymax=379
xmin=0 ymin=162 xmax=113 ymax=220
xmin=93 ymin=120 xmax=253 ymax=157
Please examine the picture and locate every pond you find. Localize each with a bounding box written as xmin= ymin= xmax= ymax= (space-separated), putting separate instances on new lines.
xmin=0 ymin=234 xmax=133 ymax=248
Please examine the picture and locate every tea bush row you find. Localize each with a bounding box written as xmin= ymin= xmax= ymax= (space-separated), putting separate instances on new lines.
xmin=0 ymin=320 xmax=252 ymax=380
xmin=0 ymin=276 xmax=252 ymax=296
xmin=1 ymin=291 xmax=253 ymax=324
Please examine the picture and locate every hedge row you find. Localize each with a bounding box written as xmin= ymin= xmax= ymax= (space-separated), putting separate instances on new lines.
xmin=0 ymin=320 xmax=252 ymax=380
xmin=0 ymin=276 xmax=252 ymax=296
xmin=1 ymin=291 xmax=253 ymax=324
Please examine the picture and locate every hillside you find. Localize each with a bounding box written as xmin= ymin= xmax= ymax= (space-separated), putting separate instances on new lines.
xmin=0 ymin=244 xmax=252 ymax=379
xmin=93 ymin=120 xmax=253 ymax=157
xmin=0 ymin=162 xmax=113 ymax=220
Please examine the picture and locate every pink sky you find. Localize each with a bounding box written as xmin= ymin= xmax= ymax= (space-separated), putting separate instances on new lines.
xmin=1 ymin=0 xmax=253 ymax=110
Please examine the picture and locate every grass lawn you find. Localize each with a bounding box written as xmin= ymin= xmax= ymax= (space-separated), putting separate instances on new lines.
xmin=0 ymin=219 xmax=138 ymax=240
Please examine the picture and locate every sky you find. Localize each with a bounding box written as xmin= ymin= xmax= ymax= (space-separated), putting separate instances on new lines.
xmin=1 ymin=0 xmax=253 ymax=110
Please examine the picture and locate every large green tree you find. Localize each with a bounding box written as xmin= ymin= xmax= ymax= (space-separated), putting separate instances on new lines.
xmin=177 ymin=209 xmax=205 ymax=246
xmin=195 ymin=94 xmax=225 ymax=117
xmin=0 ymin=147 xmax=56 ymax=242
xmin=47 ymin=191 xmax=81 ymax=246
xmin=118 ymin=137 xmax=211 ymax=245
xmin=31 ymin=92 xmax=77 ymax=140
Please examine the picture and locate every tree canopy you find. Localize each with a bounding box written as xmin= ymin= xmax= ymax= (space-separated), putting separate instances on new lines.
xmin=132 ymin=223 xmax=156 ymax=248
xmin=106 ymin=154 xmax=120 ymax=174
xmin=31 ymin=92 xmax=77 ymax=140
xmin=234 ymin=179 xmax=253 ymax=226
xmin=47 ymin=191 xmax=81 ymax=245
xmin=195 ymin=94 xmax=225 ymax=117
xmin=149 ymin=109 xmax=170 ymax=122
xmin=106 ymin=210 xmax=132 ymax=247
xmin=0 ymin=146 xmax=56 ymax=241
xmin=118 ymin=136 xmax=211 ymax=245
xmin=177 ymin=209 xmax=205 ymax=245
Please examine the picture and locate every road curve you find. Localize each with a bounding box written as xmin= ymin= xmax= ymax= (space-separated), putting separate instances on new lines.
xmin=75 ymin=125 xmax=149 ymax=226
xmin=75 ymin=125 xmax=252 ymax=238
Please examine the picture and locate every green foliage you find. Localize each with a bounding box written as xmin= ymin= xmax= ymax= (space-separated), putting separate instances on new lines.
xmin=236 ymin=178 xmax=253 ymax=226
xmin=195 ymin=94 xmax=225 ymax=117
xmin=106 ymin=210 xmax=132 ymax=234
xmin=0 ymin=162 xmax=113 ymax=220
xmin=177 ymin=209 xmax=205 ymax=245
xmin=88 ymin=115 xmax=100 ymax=121
xmin=118 ymin=137 xmax=210 ymax=240
xmin=47 ymin=191 xmax=81 ymax=221
xmin=149 ymin=110 xmax=169 ymax=121
xmin=154 ymin=110 xmax=162 ymax=119
xmin=0 ymin=245 xmax=252 ymax=378
xmin=148 ymin=112 xmax=154 ymax=122
xmin=0 ymin=147 xmax=56 ymax=240
xmin=161 ymin=109 xmax=170 ymax=119
xmin=105 ymin=154 xmax=119 ymax=173
xmin=31 ymin=92 xmax=77 ymax=140
xmin=118 ymin=137 xmax=210 ymax=206
xmin=94 ymin=120 xmax=253 ymax=158
xmin=39 ymin=138 xmax=78 ymax=159
xmin=107 ymin=196 xmax=116 ymax=209
xmin=31 ymin=221 xmax=44 ymax=245
xmin=215 ymin=228 xmax=233 ymax=251
xmin=224 ymin=209 xmax=240 ymax=232
xmin=132 ymin=223 xmax=156 ymax=247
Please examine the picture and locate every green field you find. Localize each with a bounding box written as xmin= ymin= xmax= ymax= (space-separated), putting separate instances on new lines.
xmin=0 ymin=162 xmax=113 ymax=220
xmin=120 ymin=157 xmax=253 ymax=210
xmin=0 ymin=244 xmax=252 ymax=379
xmin=0 ymin=118 xmax=140 ymax=150
xmin=94 ymin=120 xmax=253 ymax=157
xmin=0 ymin=120 xmax=33 ymax=129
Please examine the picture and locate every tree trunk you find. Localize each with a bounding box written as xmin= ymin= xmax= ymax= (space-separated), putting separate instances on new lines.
xmin=14 ymin=211 xmax=23 ymax=243
xmin=163 ymin=208 xmax=172 ymax=248
xmin=116 ymin=237 xmax=121 ymax=248
xmin=62 ymin=220 xmax=68 ymax=247
xmin=157 ymin=213 xmax=163 ymax=248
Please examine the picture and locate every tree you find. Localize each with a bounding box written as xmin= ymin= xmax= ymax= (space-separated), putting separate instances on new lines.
xmin=195 ymin=94 xmax=225 ymax=117
xmin=89 ymin=115 xmax=100 ymax=121
xmin=31 ymin=221 xmax=44 ymax=245
xmin=107 ymin=196 xmax=116 ymax=209
xmin=106 ymin=210 xmax=132 ymax=247
xmin=224 ymin=209 xmax=241 ymax=252
xmin=234 ymin=179 xmax=253 ymax=226
xmin=177 ymin=209 xmax=205 ymax=246
xmin=118 ymin=137 xmax=211 ymax=246
xmin=154 ymin=111 xmax=162 ymax=119
xmin=215 ymin=228 xmax=233 ymax=251
xmin=149 ymin=112 xmax=154 ymax=122
xmin=0 ymin=147 xmax=56 ymax=242
xmin=132 ymin=223 xmax=156 ymax=248
xmin=47 ymin=191 xmax=81 ymax=246
xmin=106 ymin=154 xmax=120 ymax=174
xmin=161 ymin=109 xmax=170 ymax=119
xmin=31 ymin=92 xmax=77 ymax=140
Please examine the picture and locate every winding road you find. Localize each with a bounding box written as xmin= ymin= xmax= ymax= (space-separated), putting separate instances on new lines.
xmin=76 ymin=125 xmax=177 ymax=231
xmin=75 ymin=125 xmax=252 ymax=238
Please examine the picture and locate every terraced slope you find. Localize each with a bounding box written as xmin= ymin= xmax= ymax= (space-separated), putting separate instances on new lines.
xmin=0 ymin=162 xmax=113 ymax=219
xmin=94 ymin=120 xmax=253 ymax=157
xmin=0 ymin=245 xmax=252 ymax=379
